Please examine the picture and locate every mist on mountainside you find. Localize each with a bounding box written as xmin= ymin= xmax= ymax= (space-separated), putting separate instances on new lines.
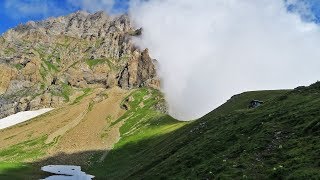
xmin=129 ymin=0 xmax=320 ymax=120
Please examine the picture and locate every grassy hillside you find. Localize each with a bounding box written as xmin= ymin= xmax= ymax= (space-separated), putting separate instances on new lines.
xmin=1 ymin=83 xmax=320 ymax=179
xmin=88 ymin=88 xmax=187 ymax=179
xmin=0 ymin=87 xmax=187 ymax=179
xmin=88 ymin=83 xmax=320 ymax=179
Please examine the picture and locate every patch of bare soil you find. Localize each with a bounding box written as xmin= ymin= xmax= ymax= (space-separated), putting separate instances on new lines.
xmin=0 ymin=87 xmax=131 ymax=165
xmin=0 ymin=102 xmax=87 ymax=149
xmin=51 ymin=88 xmax=129 ymax=153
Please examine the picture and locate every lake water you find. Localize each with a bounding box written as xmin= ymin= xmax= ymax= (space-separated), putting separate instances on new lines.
xmin=41 ymin=165 xmax=94 ymax=180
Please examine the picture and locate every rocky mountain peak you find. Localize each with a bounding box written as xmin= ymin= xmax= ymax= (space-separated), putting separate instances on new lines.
xmin=0 ymin=11 xmax=159 ymax=118
xmin=4 ymin=11 xmax=132 ymax=41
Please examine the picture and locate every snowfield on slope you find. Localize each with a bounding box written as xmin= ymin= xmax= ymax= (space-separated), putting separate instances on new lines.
xmin=0 ymin=108 xmax=53 ymax=130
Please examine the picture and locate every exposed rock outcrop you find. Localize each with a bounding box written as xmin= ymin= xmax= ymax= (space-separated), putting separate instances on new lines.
xmin=0 ymin=11 xmax=160 ymax=118
xmin=0 ymin=64 xmax=17 ymax=95
xmin=118 ymin=49 xmax=159 ymax=89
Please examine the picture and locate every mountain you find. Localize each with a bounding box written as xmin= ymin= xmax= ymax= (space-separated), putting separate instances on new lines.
xmin=0 ymin=11 xmax=169 ymax=179
xmin=0 ymin=10 xmax=159 ymax=119
xmin=0 ymin=11 xmax=320 ymax=180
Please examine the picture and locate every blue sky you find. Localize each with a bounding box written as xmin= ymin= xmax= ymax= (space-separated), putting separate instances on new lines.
xmin=0 ymin=0 xmax=129 ymax=34
xmin=286 ymin=0 xmax=320 ymax=23
xmin=0 ymin=0 xmax=320 ymax=34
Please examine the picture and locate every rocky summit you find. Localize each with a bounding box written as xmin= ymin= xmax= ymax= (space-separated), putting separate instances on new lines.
xmin=0 ymin=11 xmax=159 ymax=118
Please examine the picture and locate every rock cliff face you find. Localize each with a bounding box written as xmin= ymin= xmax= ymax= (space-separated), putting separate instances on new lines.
xmin=0 ymin=11 xmax=160 ymax=118
xmin=118 ymin=48 xmax=160 ymax=89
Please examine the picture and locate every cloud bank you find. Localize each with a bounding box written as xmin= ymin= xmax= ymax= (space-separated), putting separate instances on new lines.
xmin=129 ymin=0 xmax=320 ymax=120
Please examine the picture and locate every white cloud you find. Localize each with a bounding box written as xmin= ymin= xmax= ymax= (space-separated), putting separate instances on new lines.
xmin=129 ymin=0 xmax=320 ymax=120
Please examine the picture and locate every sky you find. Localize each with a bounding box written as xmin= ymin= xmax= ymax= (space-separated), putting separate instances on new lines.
xmin=0 ymin=0 xmax=129 ymax=34
xmin=1 ymin=0 xmax=320 ymax=34
xmin=1 ymin=0 xmax=320 ymax=120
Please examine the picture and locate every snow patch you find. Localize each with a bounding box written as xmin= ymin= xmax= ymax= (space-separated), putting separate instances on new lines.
xmin=0 ymin=108 xmax=53 ymax=130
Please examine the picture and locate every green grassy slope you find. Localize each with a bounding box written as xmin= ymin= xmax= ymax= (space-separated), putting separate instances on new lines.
xmin=90 ymin=83 xmax=320 ymax=179
xmin=0 ymin=88 xmax=187 ymax=179
xmin=89 ymin=88 xmax=188 ymax=179
xmin=1 ymin=83 xmax=319 ymax=179
xmin=0 ymin=136 xmax=54 ymax=179
xmin=0 ymin=162 xmax=39 ymax=179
